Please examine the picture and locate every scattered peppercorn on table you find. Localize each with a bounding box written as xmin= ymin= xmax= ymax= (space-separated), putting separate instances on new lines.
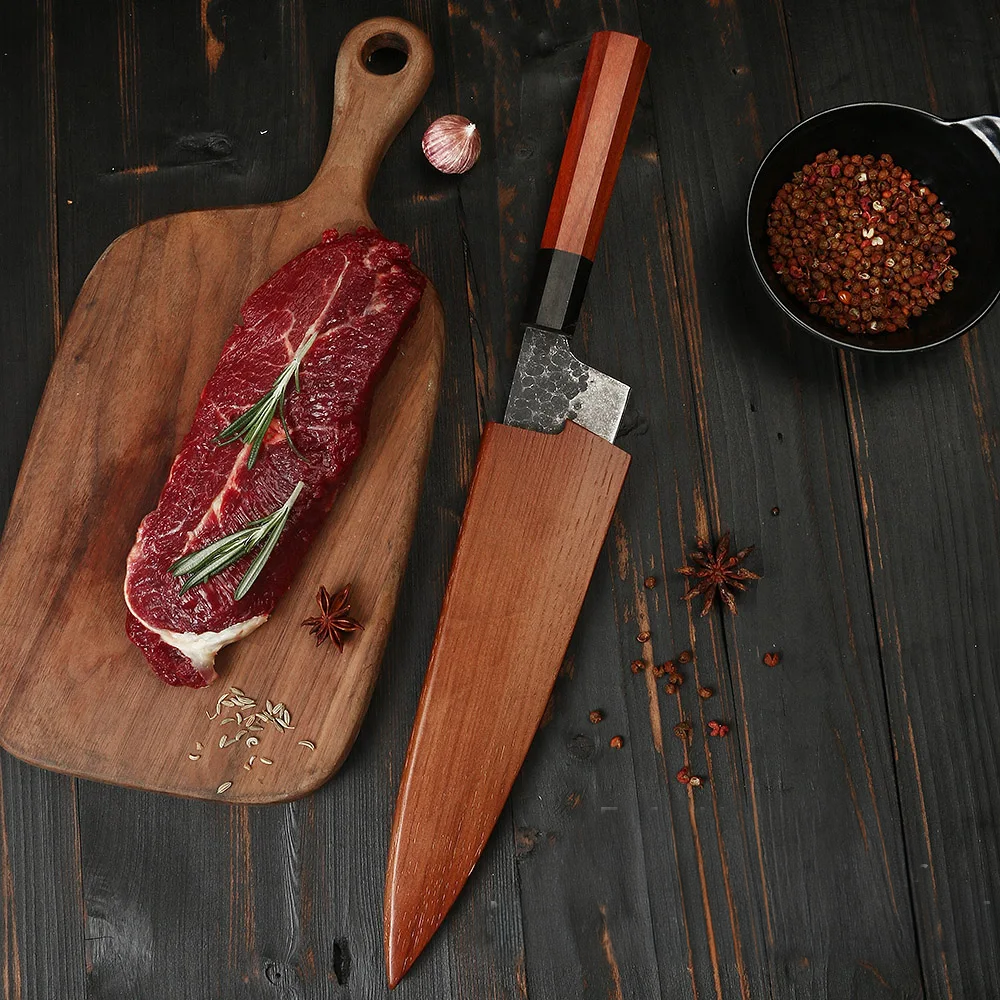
xmin=2 ymin=1 xmax=997 ymax=997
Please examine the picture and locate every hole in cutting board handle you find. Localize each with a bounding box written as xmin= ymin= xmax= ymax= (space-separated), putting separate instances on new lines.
xmin=362 ymin=32 xmax=409 ymax=75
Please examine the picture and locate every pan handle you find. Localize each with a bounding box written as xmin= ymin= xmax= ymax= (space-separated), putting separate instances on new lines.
xmin=957 ymin=115 xmax=1000 ymax=163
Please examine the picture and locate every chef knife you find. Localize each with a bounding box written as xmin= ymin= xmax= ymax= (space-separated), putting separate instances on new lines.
xmin=385 ymin=30 xmax=650 ymax=986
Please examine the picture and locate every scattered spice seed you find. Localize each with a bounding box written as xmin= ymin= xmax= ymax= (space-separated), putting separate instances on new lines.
xmin=763 ymin=651 xmax=782 ymax=667
xmin=201 ymin=684 xmax=304 ymax=790
xmin=630 ymin=659 xmax=645 ymax=674
xmin=678 ymin=534 xmax=760 ymax=616
xmin=673 ymin=720 xmax=693 ymax=743
xmin=688 ymin=775 xmax=703 ymax=788
xmin=609 ymin=735 xmax=624 ymax=749
xmin=767 ymin=150 xmax=957 ymax=335
xmin=651 ymin=662 xmax=667 ymax=678
xmin=588 ymin=709 xmax=604 ymax=724
xmin=188 ymin=753 xmax=202 ymax=761
xmin=667 ymin=672 xmax=684 ymax=686
xmin=216 ymin=781 xmax=232 ymax=794
xmin=665 ymin=682 xmax=678 ymax=696
xmin=707 ymin=720 xmax=730 ymax=737
xmin=676 ymin=766 xmax=691 ymax=784
xmin=643 ymin=576 xmax=657 ymax=589
xmin=678 ymin=650 xmax=693 ymax=664
xmin=636 ymin=630 xmax=650 ymax=643
xmin=195 ymin=742 xmax=203 ymax=751
xmin=771 ymin=506 xmax=780 ymax=516
xmin=697 ymin=686 xmax=714 ymax=699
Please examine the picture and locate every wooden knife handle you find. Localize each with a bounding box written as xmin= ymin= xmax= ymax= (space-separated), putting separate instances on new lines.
xmin=525 ymin=31 xmax=650 ymax=331
xmin=384 ymin=421 xmax=630 ymax=986
xmin=541 ymin=31 xmax=650 ymax=260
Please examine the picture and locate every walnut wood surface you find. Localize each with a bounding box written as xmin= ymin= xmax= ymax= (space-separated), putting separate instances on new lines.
xmin=384 ymin=420 xmax=630 ymax=986
xmin=539 ymin=31 xmax=649 ymax=261
xmin=0 ymin=17 xmax=442 ymax=803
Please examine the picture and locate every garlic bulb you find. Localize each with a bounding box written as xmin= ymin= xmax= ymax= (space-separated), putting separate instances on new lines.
xmin=422 ymin=115 xmax=481 ymax=175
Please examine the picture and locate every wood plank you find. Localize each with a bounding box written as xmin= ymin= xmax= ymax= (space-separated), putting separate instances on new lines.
xmin=50 ymin=0 xmax=525 ymax=994
xmin=443 ymin=3 xmax=680 ymax=996
xmin=632 ymin=0 xmax=927 ymax=990
xmin=0 ymin=2 xmax=86 ymax=997
xmin=779 ymin=0 xmax=1000 ymax=994
xmin=61 ymin=1 xmax=312 ymax=992
xmin=559 ymin=0 xmax=920 ymax=994
xmin=299 ymin=1 xmax=528 ymax=993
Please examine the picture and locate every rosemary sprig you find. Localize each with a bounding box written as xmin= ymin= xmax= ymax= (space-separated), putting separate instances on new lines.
xmin=170 ymin=481 xmax=305 ymax=600
xmin=214 ymin=330 xmax=321 ymax=468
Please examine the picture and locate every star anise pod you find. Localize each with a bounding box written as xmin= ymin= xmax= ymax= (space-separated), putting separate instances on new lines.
xmin=302 ymin=585 xmax=363 ymax=650
xmin=677 ymin=533 xmax=760 ymax=616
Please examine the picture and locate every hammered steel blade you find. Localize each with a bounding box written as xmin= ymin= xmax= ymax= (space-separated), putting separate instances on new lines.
xmin=503 ymin=326 xmax=630 ymax=442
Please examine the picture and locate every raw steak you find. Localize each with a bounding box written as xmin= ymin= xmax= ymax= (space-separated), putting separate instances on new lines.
xmin=124 ymin=228 xmax=425 ymax=687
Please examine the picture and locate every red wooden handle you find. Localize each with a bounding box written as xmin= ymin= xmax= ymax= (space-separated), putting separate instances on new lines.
xmin=540 ymin=31 xmax=650 ymax=261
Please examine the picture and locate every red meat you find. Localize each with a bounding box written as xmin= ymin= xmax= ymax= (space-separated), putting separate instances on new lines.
xmin=124 ymin=228 xmax=425 ymax=687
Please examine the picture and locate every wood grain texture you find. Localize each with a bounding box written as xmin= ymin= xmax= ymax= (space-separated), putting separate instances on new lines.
xmin=540 ymin=31 xmax=650 ymax=261
xmin=627 ymin=0 xmax=923 ymax=994
xmin=780 ymin=1 xmax=1000 ymax=994
xmin=0 ymin=15 xmax=444 ymax=803
xmin=385 ymin=420 xmax=630 ymax=986
xmin=0 ymin=5 xmax=87 ymax=999
xmin=4 ymin=0 xmax=1000 ymax=996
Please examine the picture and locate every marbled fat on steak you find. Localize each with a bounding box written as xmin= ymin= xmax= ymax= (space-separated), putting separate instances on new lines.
xmin=124 ymin=228 xmax=425 ymax=687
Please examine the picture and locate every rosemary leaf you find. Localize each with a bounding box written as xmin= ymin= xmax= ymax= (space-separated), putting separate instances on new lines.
xmin=214 ymin=330 xmax=320 ymax=468
xmin=233 ymin=482 xmax=304 ymax=599
xmin=170 ymin=481 xmax=306 ymax=598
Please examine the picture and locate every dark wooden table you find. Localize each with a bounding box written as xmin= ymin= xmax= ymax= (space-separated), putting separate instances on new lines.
xmin=3 ymin=1 xmax=999 ymax=997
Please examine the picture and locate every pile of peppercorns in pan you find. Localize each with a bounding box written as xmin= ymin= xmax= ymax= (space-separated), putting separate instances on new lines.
xmin=767 ymin=150 xmax=957 ymax=335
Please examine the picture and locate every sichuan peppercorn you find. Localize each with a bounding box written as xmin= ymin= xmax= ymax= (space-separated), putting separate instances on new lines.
xmin=767 ymin=150 xmax=956 ymax=335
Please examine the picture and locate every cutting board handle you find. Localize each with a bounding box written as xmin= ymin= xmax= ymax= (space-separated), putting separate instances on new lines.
xmin=307 ymin=17 xmax=434 ymax=212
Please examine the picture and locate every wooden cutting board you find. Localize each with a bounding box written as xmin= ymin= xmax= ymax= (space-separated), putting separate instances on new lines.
xmin=0 ymin=17 xmax=442 ymax=803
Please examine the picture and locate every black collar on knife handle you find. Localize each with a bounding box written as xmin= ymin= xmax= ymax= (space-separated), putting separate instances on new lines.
xmin=523 ymin=249 xmax=593 ymax=332
xmin=522 ymin=31 xmax=650 ymax=333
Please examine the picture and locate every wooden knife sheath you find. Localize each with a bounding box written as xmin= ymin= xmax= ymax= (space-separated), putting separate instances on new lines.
xmin=385 ymin=421 xmax=630 ymax=983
